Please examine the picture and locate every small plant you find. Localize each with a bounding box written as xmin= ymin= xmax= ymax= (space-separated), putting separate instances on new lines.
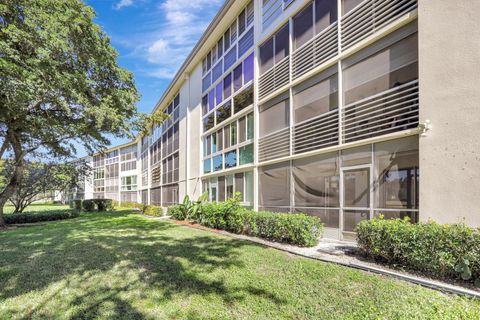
xmin=179 ymin=191 xmax=209 ymax=221
xmin=82 ymin=199 xmax=96 ymax=212
xmin=143 ymin=205 xmax=163 ymax=217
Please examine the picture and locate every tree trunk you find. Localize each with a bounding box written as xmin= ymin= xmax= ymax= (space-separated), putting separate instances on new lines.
xmin=0 ymin=130 xmax=25 ymax=228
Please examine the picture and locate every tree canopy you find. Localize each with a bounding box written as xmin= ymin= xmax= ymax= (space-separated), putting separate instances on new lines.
xmin=0 ymin=0 xmax=145 ymax=226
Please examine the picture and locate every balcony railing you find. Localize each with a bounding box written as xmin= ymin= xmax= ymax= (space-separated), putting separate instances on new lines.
xmin=258 ymin=127 xmax=290 ymax=162
xmin=292 ymin=22 xmax=338 ymax=80
xmin=293 ymin=109 xmax=339 ymax=154
xmin=341 ymin=0 xmax=417 ymax=50
xmin=258 ymin=56 xmax=290 ymax=100
xmin=342 ymin=79 xmax=419 ymax=143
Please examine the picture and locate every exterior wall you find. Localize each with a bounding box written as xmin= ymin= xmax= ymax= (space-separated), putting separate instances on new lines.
xmin=418 ymin=0 xmax=480 ymax=227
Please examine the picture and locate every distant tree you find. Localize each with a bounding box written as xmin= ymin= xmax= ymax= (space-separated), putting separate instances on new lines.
xmin=5 ymin=161 xmax=85 ymax=213
xmin=0 ymin=0 xmax=147 ymax=227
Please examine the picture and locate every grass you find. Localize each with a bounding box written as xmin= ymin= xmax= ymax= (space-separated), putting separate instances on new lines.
xmin=0 ymin=205 xmax=479 ymax=319
xmin=3 ymin=203 xmax=71 ymax=214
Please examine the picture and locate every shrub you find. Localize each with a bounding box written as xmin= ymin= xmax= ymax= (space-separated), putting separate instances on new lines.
xmin=94 ymin=199 xmax=114 ymax=211
xmin=120 ymin=201 xmax=142 ymax=209
xmin=168 ymin=195 xmax=324 ymax=247
xmin=356 ymin=217 xmax=480 ymax=285
xmin=167 ymin=205 xmax=184 ymax=220
xmin=143 ymin=205 xmax=163 ymax=217
xmin=70 ymin=199 xmax=82 ymax=210
xmin=82 ymin=199 xmax=96 ymax=212
xmin=5 ymin=210 xmax=80 ymax=224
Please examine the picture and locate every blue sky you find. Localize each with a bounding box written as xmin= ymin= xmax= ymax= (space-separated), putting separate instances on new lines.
xmin=80 ymin=0 xmax=224 ymax=154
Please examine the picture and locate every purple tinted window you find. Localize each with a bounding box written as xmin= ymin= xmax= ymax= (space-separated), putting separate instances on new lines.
xmin=202 ymin=95 xmax=208 ymax=115
xmin=208 ymin=90 xmax=215 ymax=111
xmin=215 ymin=83 xmax=223 ymax=106
xmin=234 ymin=64 xmax=243 ymax=92
xmin=243 ymin=53 xmax=254 ymax=83
xmin=223 ymin=73 xmax=232 ymax=99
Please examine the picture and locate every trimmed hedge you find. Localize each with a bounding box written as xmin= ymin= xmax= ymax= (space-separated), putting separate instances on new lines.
xmin=5 ymin=210 xmax=80 ymax=224
xmin=356 ymin=217 xmax=480 ymax=285
xmin=143 ymin=205 xmax=163 ymax=217
xmin=120 ymin=201 xmax=142 ymax=209
xmin=79 ymin=199 xmax=115 ymax=212
xmin=71 ymin=200 xmax=82 ymax=211
xmin=169 ymin=200 xmax=323 ymax=247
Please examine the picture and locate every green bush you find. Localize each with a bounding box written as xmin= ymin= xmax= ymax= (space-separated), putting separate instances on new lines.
xmin=70 ymin=199 xmax=82 ymax=210
xmin=143 ymin=205 xmax=163 ymax=217
xmin=168 ymin=195 xmax=323 ymax=247
xmin=5 ymin=210 xmax=80 ymax=224
xmin=167 ymin=205 xmax=184 ymax=220
xmin=82 ymin=199 xmax=96 ymax=212
xmin=120 ymin=201 xmax=142 ymax=209
xmin=356 ymin=217 xmax=480 ymax=285
xmin=94 ymin=199 xmax=114 ymax=211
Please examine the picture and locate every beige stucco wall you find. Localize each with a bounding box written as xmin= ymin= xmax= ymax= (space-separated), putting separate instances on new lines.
xmin=418 ymin=0 xmax=480 ymax=226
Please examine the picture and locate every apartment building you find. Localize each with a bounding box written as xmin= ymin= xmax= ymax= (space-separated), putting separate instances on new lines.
xmin=79 ymin=0 xmax=480 ymax=240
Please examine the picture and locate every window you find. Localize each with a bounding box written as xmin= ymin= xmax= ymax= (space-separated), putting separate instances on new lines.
xmin=235 ymin=172 xmax=244 ymax=201
xmin=226 ymin=175 xmax=234 ymax=199
xmin=225 ymin=150 xmax=237 ymax=168
xmin=212 ymin=133 xmax=217 ymax=154
xmin=121 ymin=176 xmax=137 ymax=191
xmin=203 ymin=113 xmax=215 ymax=132
xmin=259 ymin=22 xmax=290 ymax=74
xmin=217 ymin=130 xmax=223 ymax=152
xmin=239 ymin=143 xmax=254 ymax=165
xmin=239 ymin=9 xmax=246 ymax=34
xmin=234 ymin=85 xmax=253 ymax=114
xmin=343 ymin=27 xmax=418 ymax=105
xmin=259 ymin=162 xmax=290 ymax=208
xmin=247 ymin=113 xmax=254 ymax=139
xmin=245 ymin=171 xmax=253 ymax=203
xmin=243 ymin=53 xmax=254 ymax=83
xmin=203 ymin=158 xmax=211 ymax=174
xmin=224 ymin=29 xmax=231 ymax=52
xmin=375 ymin=136 xmax=419 ymax=210
xmin=293 ymin=3 xmax=314 ymax=50
xmin=239 ymin=116 xmax=246 ymax=143
xmin=231 ymin=122 xmax=237 ymax=146
xmin=223 ymin=73 xmax=232 ymax=99
xmin=293 ymin=152 xmax=340 ymax=207
xmin=224 ymin=125 xmax=231 ymax=149
xmin=234 ymin=64 xmax=243 ymax=92
xmin=218 ymin=176 xmax=226 ymax=202
xmin=215 ymin=83 xmax=223 ymax=106
xmin=208 ymin=90 xmax=215 ymax=111
xmin=216 ymin=100 xmax=232 ymax=125
xmin=293 ymin=68 xmax=338 ymax=123
xmin=259 ymin=93 xmax=289 ymax=137
xmin=213 ymin=155 xmax=223 ymax=172
xmin=342 ymin=0 xmax=363 ymax=15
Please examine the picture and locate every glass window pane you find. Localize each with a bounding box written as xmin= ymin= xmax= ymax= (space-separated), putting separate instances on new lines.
xmin=375 ymin=136 xmax=419 ymax=209
xmin=218 ymin=176 xmax=226 ymax=202
xmin=216 ymin=100 xmax=232 ymax=125
xmin=260 ymin=37 xmax=274 ymax=74
xmin=245 ymin=171 xmax=253 ymax=203
xmin=203 ymin=158 xmax=211 ymax=174
xmin=223 ymin=73 xmax=232 ymax=99
xmin=243 ymin=53 xmax=254 ymax=83
xmin=234 ymin=64 xmax=243 ymax=92
xmin=259 ymin=94 xmax=290 ymax=137
xmin=224 ymin=125 xmax=231 ymax=149
xmin=247 ymin=112 xmax=254 ymax=139
xmin=343 ymin=210 xmax=369 ymax=232
xmin=295 ymin=208 xmax=340 ymax=229
xmin=235 ymin=172 xmax=244 ymax=201
xmin=208 ymin=90 xmax=215 ymax=111
xmin=239 ymin=143 xmax=254 ymax=165
xmin=225 ymin=150 xmax=237 ymax=168
xmin=234 ymin=85 xmax=253 ymax=114
xmin=342 ymin=0 xmax=363 ymax=15
xmin=293 ymin=3 xmax=314 ymax=50
xmin=215 ymin=83 xmax=223 ymax=106
xmin=259 ymin=162 xmax=290 ymax=207
xmin=202 ymin=95 xmax=208 ymax=115
xmin=341 ymin=145 xmax=371 ymax=166
xmin=275 ymin=24 xmax=290 ymax=62
xmin=226 ymin=175 xmax=234 ymax=199
xmin=293 ymin=71 xmax=338 ymax=123
xmin=206 ymin=135 xmax=211 ymax=156
xmin=217 ymin=130 xmax=223 ymax=152
xmin=239 ymin=116 xmax=246 ymax=143
xmin=224 ymin=29 xmax=230 ymax=51
xmin=315 ymin=0 xmax=337 ymax=33
xmin=203 ymin=114 xmax=215 ymax=132
xmin=239 ymin=9 xmax=246 ymax=34
xmin=213 ymin=155 xmax=223 ymax=172
xmin=343 ymin=168 xmax=370 ymax=207
xmin=231 ymin=122 xmax=237 ymax=146
xmin=343 ymin=33 xmax=418 ymax=105
xmin=212 ymin=133 xmax=217 ymax=153
xmin=293 ymin=152 xmax=340 ymax=207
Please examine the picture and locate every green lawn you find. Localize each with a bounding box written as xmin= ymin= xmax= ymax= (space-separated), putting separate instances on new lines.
xmin=3 ymin=203 xmax=71 ymax=214
xmin=1 ymin=207 xmax=479 ymax=319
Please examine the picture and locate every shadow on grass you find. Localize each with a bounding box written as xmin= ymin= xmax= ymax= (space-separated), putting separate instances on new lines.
xmin=0 ymin=210 xmax=286 ymax=318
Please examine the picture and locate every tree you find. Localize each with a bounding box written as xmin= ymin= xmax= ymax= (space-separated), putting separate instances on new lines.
xmin=6 ymin=161 xmax=85 ymax=213
xmin=0 ymin=0 xmax=143 ymax=227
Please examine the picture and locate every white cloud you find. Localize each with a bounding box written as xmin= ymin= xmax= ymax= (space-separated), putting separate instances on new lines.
xmin=141 ymin=0 xmax=223 ymax=78
xmin=115 ymin=0 xmax=134 ymax=10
